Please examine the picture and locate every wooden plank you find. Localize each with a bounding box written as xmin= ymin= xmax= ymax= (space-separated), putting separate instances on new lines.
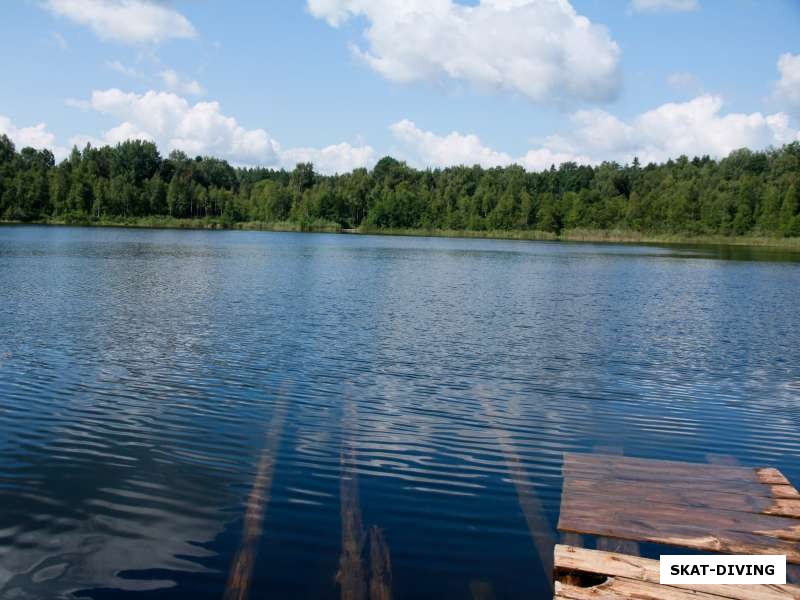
xmin=772 ymin=486 xmax=800 ymax=500
xmin=566 ymin=453 xmax=763 ymax=480
xmin=555 ymin=581 xmax=630 ymax=600
xmin=565 ymin=454 xmax=798 ymax=494
xmin=556 ymin=576 xmax=788 ymax=600
xmin=562 ymin=481 xmax=800 ymax=526
xmin=563 ymin=477 xmax=800 ymax=518
xmin=565 ymin=462 xmax=768 ymax=489
xmin=559 ymin=511 xmax=800 ymax=563
xmin=563 ymin=454 xmax=799 ymax=500
xmin=564 ymin=454 xmax=798 ymax=493
xmin=560 ymin=492 xmax=800 ymax=540
xmin=560 ymin=494 xmax=800 ymax=543
xmin=557 ymin=578 xmax=718 ymax=600
xmin=554 ymin=545 xmax=800 ymax=600
xmin=565 ymin=472 xmax=799 ymax=501
xmin=760 ymin=469 xmax=796 ymax=487
xmin=563 ymin=470 xmax=771 ymax=498
xmin=557 ymin=453 xmax=800 ymax=592
xmin=591 ymin=445 xmax=640 ymax=557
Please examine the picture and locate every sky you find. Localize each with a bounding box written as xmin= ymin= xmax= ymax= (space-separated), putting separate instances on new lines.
xmin=1 ymin=0 xmax=799 ymax=174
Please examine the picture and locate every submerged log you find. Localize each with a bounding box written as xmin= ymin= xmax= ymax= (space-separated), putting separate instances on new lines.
xmin=224 ymin=403 xmax=287 ymax=600
xmin=337 ymin=439 xmax=368 ymax=600
xmin=369 ymin=526 xmax=393 ymax=600
xmin=481 ymin=397 xmax=556 ymax=587
xmin=337 ymin=393 xmax=394 ymax=600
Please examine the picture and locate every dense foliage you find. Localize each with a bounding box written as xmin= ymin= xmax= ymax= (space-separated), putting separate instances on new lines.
xmin=1 ymin=135 xmax=799 ymax=237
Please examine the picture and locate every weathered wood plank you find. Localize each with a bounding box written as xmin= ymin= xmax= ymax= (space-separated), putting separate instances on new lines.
xmin=554 ymin=545 xmax=800 ymax=600
xmin=565 ymin=461 xmax=765 ymax=488
xmin=590 ymin=445 xmax=641 ymax=558
xmin=559 ymin=511 xmax=800 ymax=563
xmin=558 ymin=452 xmax=800 ymax=579
xmin=563 ymin=477 xmax=800 ymax=518
xmin=563 ymin=454 xmax=799 ymax=500
xmin=563 ymin=471 xmax=770 ymax=498
xmin=566 ymin=453 xmax=762 ymax=479
xmin=557 ymin=576 xmax=792 ymax=600
xmin=560 ymin=496 xmax=800 ymax=543
xmin=561 ymin=482 xmax=800 ymax=541
xmin=565 ymin=454 xmax=798 ymax=493
xmin=566 ymin=473 xmax=797 ymax=501
xmin=555 ymin=581 xmax=630 ymax=600
xmin=772 ymin=486 xmax=800 ymax=500
xmin=760 ymin=469 xmax=796 ymax=487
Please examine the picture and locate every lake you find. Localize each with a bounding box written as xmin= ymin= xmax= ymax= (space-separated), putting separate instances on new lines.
xmin=1 ymin=225 xmax=799 ymax=599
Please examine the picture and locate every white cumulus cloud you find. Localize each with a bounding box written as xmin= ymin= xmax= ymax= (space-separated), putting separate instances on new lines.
xmin=63 ymin=88 xmax=373 ymax=173
xmin=280 ymin=143 xmax=376 ymax=174
xmin=391 ymin=95 xmax=798 ymax=170
xmin=307 ymin=0 xmax=621 ymax=104
xmin=0 ymin=116 xmax=69 ymax=161
xmin=545 ymin=95 xmax=798 ymax=164
xmin=43 ymin=0 xmax=197 ymax=44
xmin=773 ymin=53 xmax=800 ymax=117
xmin=390 ymin=119 xmax=514 ymax=168
xmin=159 ymin=69 xmax=205 ymax=96
xmin=630 ymin=0 xmax=698 ymax=12
xmin=389 ymin=119 xmax=591 ymax=170
xmin=80 ymin=88 xmax=280 ymax=164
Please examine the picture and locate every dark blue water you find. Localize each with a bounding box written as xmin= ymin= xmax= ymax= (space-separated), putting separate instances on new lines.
xmin=1 ymin=225 xmax=799 ymax=599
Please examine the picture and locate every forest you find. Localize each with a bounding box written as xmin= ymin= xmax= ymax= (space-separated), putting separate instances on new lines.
xmin=1 ymin=134 xmax=799 ymax=238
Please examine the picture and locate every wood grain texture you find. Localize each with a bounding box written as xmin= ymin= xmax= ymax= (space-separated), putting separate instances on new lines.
xmin=554 ymin=545 xmax=800 ymax=600
xmin=590 ymin=445 xmax=640 ymax=557
xmin=563 ymin=477 xmax=800 ymax=518
xmin=556 ymin=576 xmax=790 ymax=600
xmin=558 ymin=453 xmax=800 ymax=563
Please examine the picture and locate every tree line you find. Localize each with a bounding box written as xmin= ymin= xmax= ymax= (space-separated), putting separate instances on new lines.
xmin=1 ymin=135 xmax=799 ymax=237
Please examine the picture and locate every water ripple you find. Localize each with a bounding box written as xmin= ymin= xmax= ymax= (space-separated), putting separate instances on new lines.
xmin=0 ymin=226 xmax=799 ymax=598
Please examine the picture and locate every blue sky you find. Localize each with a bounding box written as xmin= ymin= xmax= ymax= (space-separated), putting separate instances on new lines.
xmin=1 ymin=0 xmax=799 ymax=173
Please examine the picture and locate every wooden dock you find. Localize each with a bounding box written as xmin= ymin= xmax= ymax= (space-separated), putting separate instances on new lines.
xmin=554 ymin=453 xmax=800 ymax=599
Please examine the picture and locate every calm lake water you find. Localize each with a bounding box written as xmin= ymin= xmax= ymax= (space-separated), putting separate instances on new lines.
xmin=1 ymin=225 xmax=799 ymax=599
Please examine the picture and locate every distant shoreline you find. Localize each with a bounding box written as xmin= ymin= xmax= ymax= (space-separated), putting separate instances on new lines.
xmin=3 ymin=218 xmax=800 ymax=249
